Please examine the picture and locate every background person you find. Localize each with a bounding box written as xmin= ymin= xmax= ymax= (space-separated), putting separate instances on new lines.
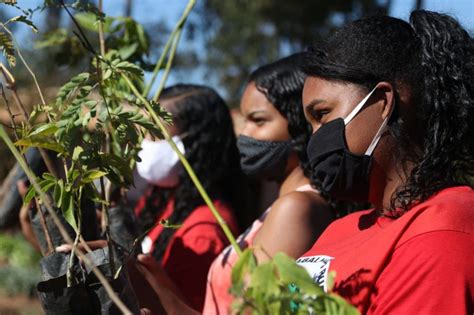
xmin=133 ymin=84 xmax=246 ymax=311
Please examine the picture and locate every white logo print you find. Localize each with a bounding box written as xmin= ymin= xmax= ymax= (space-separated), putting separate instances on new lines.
xmin=296 ymin=255 xmax=334 ymax=292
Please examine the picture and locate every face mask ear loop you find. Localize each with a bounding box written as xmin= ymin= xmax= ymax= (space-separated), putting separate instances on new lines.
xmin=344 ymin=87 xmax=378 ymax=125
xmin=365 ymin=99 xmax=395 ymax=156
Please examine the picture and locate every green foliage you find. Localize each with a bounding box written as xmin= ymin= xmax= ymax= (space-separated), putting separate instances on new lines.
xmin=8 ymin=0 xmax=174 ymax=236
xmin=0 ymin=233 xmax=40 ymax=297
xmin=0 ymin=233 xmax=41 ymax=268
xmin=231 ymin=250 xmax=359 ymax=315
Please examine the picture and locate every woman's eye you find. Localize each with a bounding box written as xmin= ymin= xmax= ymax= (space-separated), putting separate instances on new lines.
xmin=311 ymin=109 xmax=330 ymax=121
xmin=254 ymin=118 xmax=265 ymax=126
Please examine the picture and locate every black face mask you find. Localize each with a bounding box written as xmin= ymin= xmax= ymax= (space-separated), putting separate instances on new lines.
xmin=237 ymin=135 xmax=292 ymax=182
xmin=306 ymin=87 xmax=392 ymax=202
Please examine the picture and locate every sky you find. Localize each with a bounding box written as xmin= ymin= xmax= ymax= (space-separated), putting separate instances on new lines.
xmin=1 ymin=0 xmax=473 ymax=98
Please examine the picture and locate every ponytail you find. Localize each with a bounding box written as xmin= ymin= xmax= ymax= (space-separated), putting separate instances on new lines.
xmin=393 ymin=11 xmax=474 ymax=210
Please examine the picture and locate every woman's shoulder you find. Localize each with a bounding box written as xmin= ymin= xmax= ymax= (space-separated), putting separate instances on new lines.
xmin=264 ymin=189 xmax=333 ymax=232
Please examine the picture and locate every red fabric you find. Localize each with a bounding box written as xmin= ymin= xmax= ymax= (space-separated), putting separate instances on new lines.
xmin=297 ymin=186 xmax=474 ymax=314
xmin=135 ymin=194 xmax=240 ymax=312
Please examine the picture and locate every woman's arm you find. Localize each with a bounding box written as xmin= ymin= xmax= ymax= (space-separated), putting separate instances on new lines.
xmin=252 ymin=191 xmax=333 ymax=263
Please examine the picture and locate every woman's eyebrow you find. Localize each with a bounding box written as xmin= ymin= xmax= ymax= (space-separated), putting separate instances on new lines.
xmin=303 ymin=99 xmax=326 ymax=110
xmin=248 ymin=110 xmax=266 ymax=116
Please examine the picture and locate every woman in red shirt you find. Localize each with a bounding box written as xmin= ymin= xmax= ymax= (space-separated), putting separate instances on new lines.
xmin=134 ymin=84 xmax=245 ymax=311
xmin=299 ymin=10 xmax=474 ymax=314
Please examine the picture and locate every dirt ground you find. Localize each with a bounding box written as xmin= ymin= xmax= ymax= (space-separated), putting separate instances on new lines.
xmin=0 ymin=294 xmax=42 ymax=315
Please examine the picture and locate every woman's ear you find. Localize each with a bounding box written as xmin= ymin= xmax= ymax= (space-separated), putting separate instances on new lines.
xmin=375 ymin=82 xmax=395 ymax=120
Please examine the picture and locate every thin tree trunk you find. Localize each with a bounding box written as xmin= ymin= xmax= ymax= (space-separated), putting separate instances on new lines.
xmin=124 ymin=0 xmax=133 ymax=17
xmin=415 ymin=0 xmax=424 ymax=10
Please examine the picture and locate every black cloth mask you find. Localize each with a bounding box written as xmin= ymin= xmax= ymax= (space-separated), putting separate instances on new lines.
xmin=237 ymin=135 xmax=292 ymax=182
xmin=306 ymin=87 xmax=393 ymax=202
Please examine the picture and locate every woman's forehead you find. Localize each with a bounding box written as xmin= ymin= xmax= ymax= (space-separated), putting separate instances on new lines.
xmin=240 ymin=83 xmax=275 ymax=114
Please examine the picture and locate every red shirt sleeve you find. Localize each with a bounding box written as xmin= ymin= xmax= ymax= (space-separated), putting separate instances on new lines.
xmin=369 ymin=231 xmax=474 ymax=314
xmin=161 ymin=203 xmax=239 ymax=311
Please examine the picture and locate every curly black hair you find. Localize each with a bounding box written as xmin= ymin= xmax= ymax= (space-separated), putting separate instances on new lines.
xmin=136 ymin=84 xmax=245 ymax=261
xmin=303 ymin=10 xmax=474 ymax=214
xmin=249 ymin=53 xmax=313 ymax=177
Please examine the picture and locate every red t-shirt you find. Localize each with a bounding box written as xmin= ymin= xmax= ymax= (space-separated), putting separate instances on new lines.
xmin=135 ymin=193 xmax=240 ymax=311
xmin=297 ymin=186 xmax=474 ymax=314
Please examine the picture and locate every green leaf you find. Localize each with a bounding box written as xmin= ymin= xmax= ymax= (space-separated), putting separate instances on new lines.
xmin=15 ymin=136 xmax=66 ymax=154
xmin=56 ymin=72 xmax=90 ymax=107
xmin=0 ymin=31 xmax=15 ymax=67
xmin=35 ymin=28 xmax=68 ymax=49
xmin=231 ymin=248 xmax=256 ymax=285
xmin=115 ymin=60 xmax=143 ymax=77
xmin=248 ymin=262 xmax=278 ymax=294
xmin=103 ymin=68 xmax=112 ymax=80
xmin=61 ymin=190 xmax=77 ymax=231
xmin=29 ymin=123 xmax=58 ymax=137
xmin=53 ymin=179 xmax=64 ymax=206
xmin=72 ymin=146 xmax=83 ymax=161
xmin=8 ymin=16 xmax=38 ymax=33
xmin=118 ymin=43 xmax=138 ymax=60
xmin=23 ymin=185 xmax=36 ymax=206
xmin=42 ymin=173 xmax=56 ymax=181
xmin=273 ymin=253 xmax=324 ymax=296
xmin=81 ymin=169 xmax=107 ymax=183
xmin=74 ymin=12 xmax=98 ymax=32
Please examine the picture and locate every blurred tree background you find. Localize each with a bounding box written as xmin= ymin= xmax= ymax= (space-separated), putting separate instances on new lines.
xmin=196 ymin=0 xmax=396 ymax=103
xmin=0 ymin=0 xmax=427 ymax=180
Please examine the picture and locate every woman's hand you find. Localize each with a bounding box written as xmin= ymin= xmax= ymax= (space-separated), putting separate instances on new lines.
xmin=55 ymin=239 xmax=108 ymax=253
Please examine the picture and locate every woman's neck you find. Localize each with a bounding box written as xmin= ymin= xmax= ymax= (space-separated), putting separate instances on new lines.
xmin=279 ymin=166 xmax=309 ymax=196
xmin=370 ymin=150 xmax=414 ymax=215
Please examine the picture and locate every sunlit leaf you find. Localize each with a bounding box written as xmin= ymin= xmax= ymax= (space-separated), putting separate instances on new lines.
xmin=15 ymin=136 xmax=66 ymax=154
xmin=81 ymin=169 xmax=108 ymax=183
xmin=231 ymin=248 xmax=256 ymax=285
xmin=29 ymin=123 xmax=58 ymax=137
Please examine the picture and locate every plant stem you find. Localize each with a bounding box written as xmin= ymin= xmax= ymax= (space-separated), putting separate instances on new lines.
xmin=0 ymin=83 xmax=19 ymax=140
xmin=34 ymin=200 xmax=55 ymax=255
xmin=67 ymin=229 xmax=80 ymax=287
xmin=152 ymin=28 xmax=183 ymax=102
xmin=0 ymin=125 xmax=132 ymax=315
xmin=122 ymin=73 xmax=242 ymax=256
xmin=98 ymin=0 xmax=106 ymax=57
xmin=0 ymin=80 xmax=55 ymax=255
xmin=0 ymin=24 xmax=47 ymax=106
xmin=143 ymin=0 xmax=195 ymax=97
xmin=96 ymin=0 xmax=117 ymax=277
xmin=100 ymin=176 xmax=115 ymax=274
xmin=0 ymin=64 xmax=58 ymax=178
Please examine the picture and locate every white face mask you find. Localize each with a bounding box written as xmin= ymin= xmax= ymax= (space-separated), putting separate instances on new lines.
xmin=136 ymin=135 xmax=185 ymax=188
